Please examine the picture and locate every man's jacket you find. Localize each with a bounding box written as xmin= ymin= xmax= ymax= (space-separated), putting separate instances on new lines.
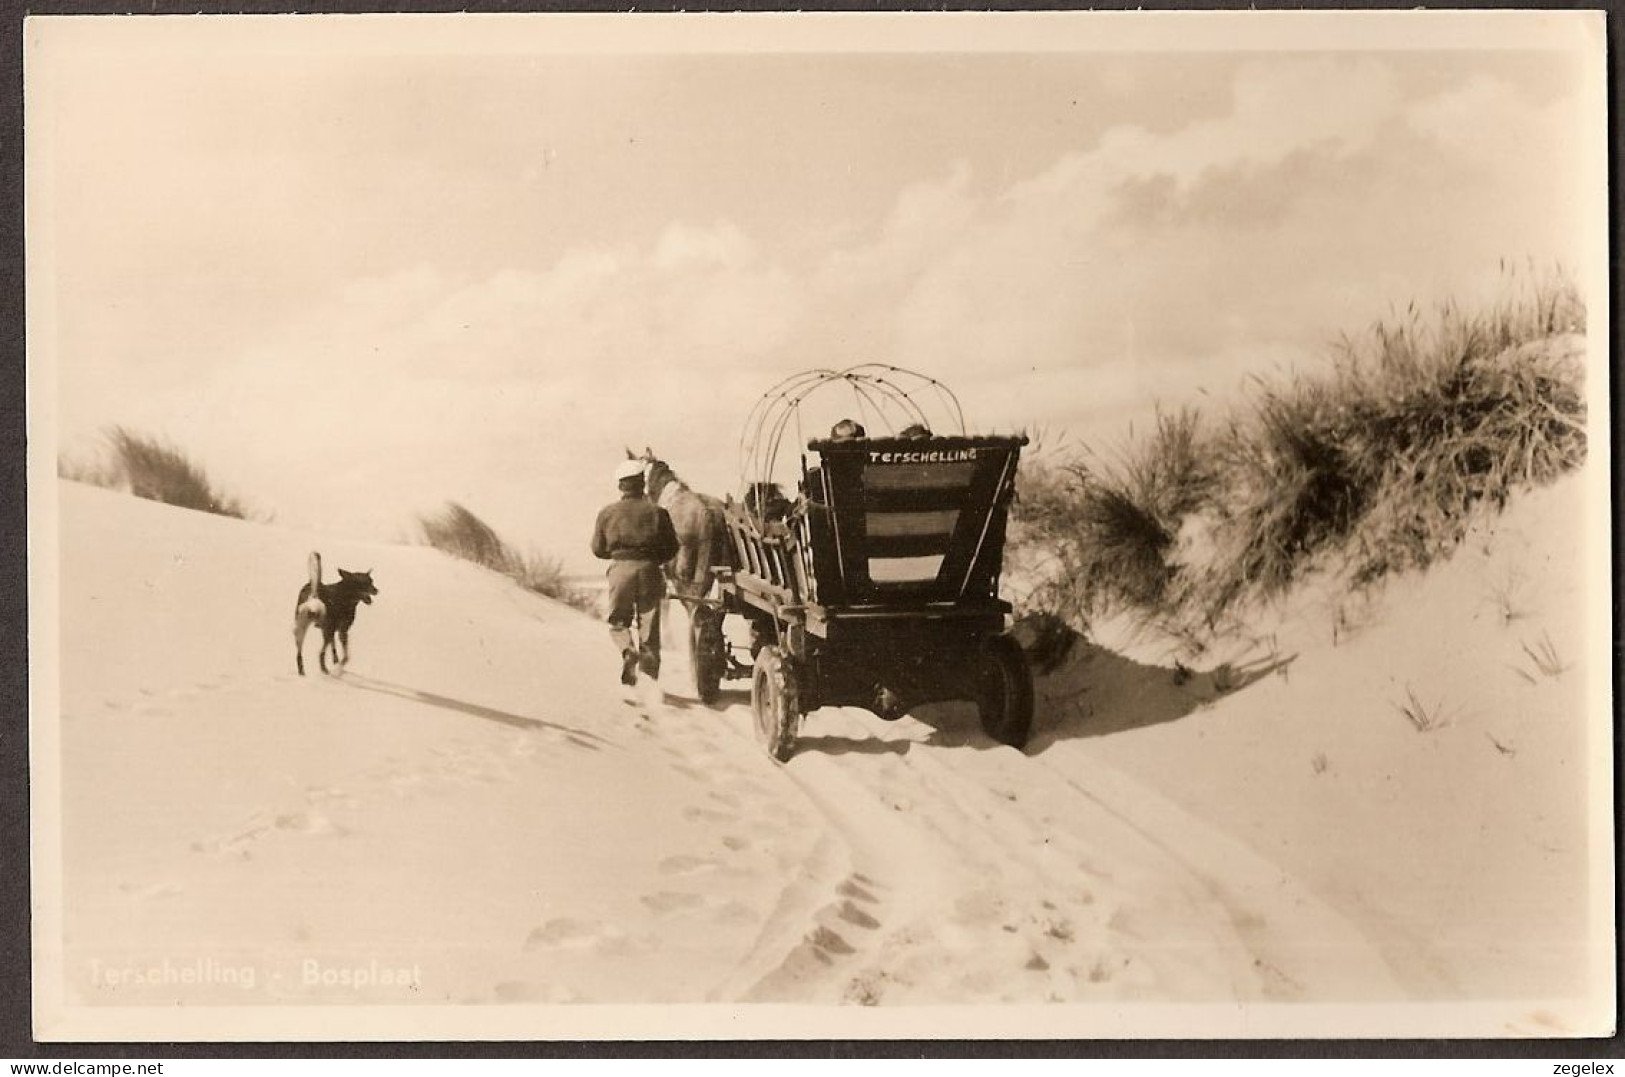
xmin=591 ymin=495 xmax=681 ymax=563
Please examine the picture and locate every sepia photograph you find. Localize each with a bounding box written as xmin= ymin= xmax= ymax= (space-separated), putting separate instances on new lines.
xmin=24 ymin=10 xmax=1613 ymax=1043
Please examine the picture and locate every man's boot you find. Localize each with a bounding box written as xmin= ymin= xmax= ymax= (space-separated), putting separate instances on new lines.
xmin=620 ymin=648 xmax=639 ymax=686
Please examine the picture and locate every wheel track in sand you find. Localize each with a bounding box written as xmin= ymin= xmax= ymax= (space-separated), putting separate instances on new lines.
xmin=773 ymin=705 xmax=1266 ymax=1004
xmin=685 ymin=694 xmax=1260 ymax=1004
xmin=657 ymin=606 xmax=1400 ymax=1004
xmin=687 ymin=683 xmax=1401 ymax=1004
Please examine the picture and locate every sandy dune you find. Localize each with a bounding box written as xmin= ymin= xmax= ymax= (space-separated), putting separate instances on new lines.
xmin=38 ymin=476 xmax=1611 ymax=1034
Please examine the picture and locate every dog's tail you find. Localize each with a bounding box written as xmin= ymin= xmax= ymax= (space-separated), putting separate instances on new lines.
xmin=297 ymin=551 xmax=327 ymax=622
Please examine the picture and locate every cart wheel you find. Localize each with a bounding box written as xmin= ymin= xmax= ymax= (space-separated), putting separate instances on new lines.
xmin=976 ymin=635 xmax=1033 ymax=749
xmin=751 ymin=646 xmax=801 ymax=763
xmin=689 ymin=605 xmax=725 ymax=704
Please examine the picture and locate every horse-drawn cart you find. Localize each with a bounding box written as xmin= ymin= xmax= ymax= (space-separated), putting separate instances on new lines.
xmin=685 ymin=368 xmax=1034 ymax=762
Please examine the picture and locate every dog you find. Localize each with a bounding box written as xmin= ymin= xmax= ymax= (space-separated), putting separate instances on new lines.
xmin=293 ymin=551 xmax=378 ymax=676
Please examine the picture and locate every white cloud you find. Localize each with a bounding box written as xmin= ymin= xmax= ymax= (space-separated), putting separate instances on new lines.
xmin=652 ymin=221 xmax=755 ymax=271
xmin=55 ymin=56 xmax=1596 ymax=571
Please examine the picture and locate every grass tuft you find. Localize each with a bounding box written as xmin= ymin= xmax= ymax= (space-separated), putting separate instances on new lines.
xmin=1010 ymin=269 xmax=1586 ymax=644
xmin=60 ymin=427 xmax=251 ymax=519
xmin=57 ymin=451 xmax=122 ymax=490
xmin=1014 ymin=408 xmax=1211 ymax=621
xmin=1396 ymin=684 xmax=1451 ymax=733
xmin=418 ymin=501 xmax=595 ymax=614
xmin=1515 ymin=631 xmax=1568 ymax=681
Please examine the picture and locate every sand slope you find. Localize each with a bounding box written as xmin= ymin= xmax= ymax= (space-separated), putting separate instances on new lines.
xmin=40 ymin=475 xmax=1610 ymax=1033
xmin=1046 ymin=476 xmax=1604 ymax=1008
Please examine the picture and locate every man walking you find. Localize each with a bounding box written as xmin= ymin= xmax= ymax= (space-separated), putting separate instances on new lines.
xmin=591 ymin=459 xmax=681 ymax=686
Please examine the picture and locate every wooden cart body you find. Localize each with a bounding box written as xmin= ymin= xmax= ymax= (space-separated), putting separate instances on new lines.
xmin=692 ymin=434 xmax=1033 ymax=759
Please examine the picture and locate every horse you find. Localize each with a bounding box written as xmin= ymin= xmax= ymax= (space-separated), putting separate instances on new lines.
xmin=632 ymin=447 xmax=732 ymax=602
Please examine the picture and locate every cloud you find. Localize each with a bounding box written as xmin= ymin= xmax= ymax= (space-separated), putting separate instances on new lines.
xmin=86 ymin=219 xmax=809 ymax=556
xmin=57 ymin=56 xmax=1595 ymax=569
xmin=865 ymin=56 xmax=1588 ymax=433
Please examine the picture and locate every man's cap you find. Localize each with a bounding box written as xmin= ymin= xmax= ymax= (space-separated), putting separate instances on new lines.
xmin=614 ymin=459 xmax=646 ymax=483
xmin=830 ymin=418 xmax=867 ymax=439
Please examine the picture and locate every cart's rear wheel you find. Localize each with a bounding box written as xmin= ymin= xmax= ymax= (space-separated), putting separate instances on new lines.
xmin=689 ymin=604 xmax=725 ymax=704
xmin=751 ymin=646 xmax=801 ymax=763
xmin=976 ymin=635 xmax=1033 ymax=749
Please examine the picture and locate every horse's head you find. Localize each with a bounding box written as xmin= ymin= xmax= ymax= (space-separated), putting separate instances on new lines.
xmin=633 ymin=446 xmax=675 ymax=499
xmin=617 ymin=447 xmax=651 ymax=498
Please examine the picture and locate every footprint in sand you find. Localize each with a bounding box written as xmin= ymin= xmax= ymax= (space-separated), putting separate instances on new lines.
xmin=1040 ymin=915 xmax=1077 ymax=944
xmin=305 ymin=785 xmax=357 ymax=809
xmin=837 ymin=877 xmax=879 ymax=904
xmin=1076 ymin=856 xmax=1114 ymax=882
xmin=951 ymin=889 xmax=1005 ymax=928
xmin=746 ymin=921 xmax=862 ymax=1001
xmin=1105 ymin=906 xmax=1143 ymax=941
xmin=807 ymin=924 xmax=855 ymax=957
xmin=836 ymin=899 xmax=881 ymax=930
xmin=658 ymin=854 xmax=722 ymax=877
xmin=843 ymin=973 xmax=887 ymax=1006
xmin=492 ymin=980 xmax=577 ymax=1004
xmin=195 ymin=823 xmax=267 ymax=859
xmin=684 ymin=806 xmax=734 ymax=824
xmin=720 ymin=834 xmax=753 ymax=853
xmin=640 ymin=890 xmax=707 ymax=916
xmin=274 ymin=809 xmax=346 ymax=837
xmin=194 ymin=801 xmax=349 ymax=858
xmin=670 ymin=763 xmax=710 ymax=785
xmin=524 ymin=917 xmax=631 ymax=954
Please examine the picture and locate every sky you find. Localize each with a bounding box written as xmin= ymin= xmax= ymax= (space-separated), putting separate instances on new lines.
xmin=30 ymin=14 xmax=1605 ymax=573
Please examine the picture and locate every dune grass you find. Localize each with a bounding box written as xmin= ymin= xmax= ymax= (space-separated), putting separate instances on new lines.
xmin=59 ymin=426 xmax=252 ymax=520
xmin=418 ymin=500 xmax=596 ymax=614
xmin=1015 ymin=409 xmax=1210 ymax=621
xmin=1011 ymin=271 xmax=1587 ymax=643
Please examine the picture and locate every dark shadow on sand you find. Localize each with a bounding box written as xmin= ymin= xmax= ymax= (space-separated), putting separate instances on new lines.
xmin=831 ymin=636 xmax=1297 ymax=756
xmin=791 ymin=733 xmax=912 ymax=758
xmin=710 ymin=685 xmax=752 ymax=708
xmin=1026 ymin=639 xmax=1297 ymax=751
xmin=339 ymin=673 xmax=613 ymax=750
